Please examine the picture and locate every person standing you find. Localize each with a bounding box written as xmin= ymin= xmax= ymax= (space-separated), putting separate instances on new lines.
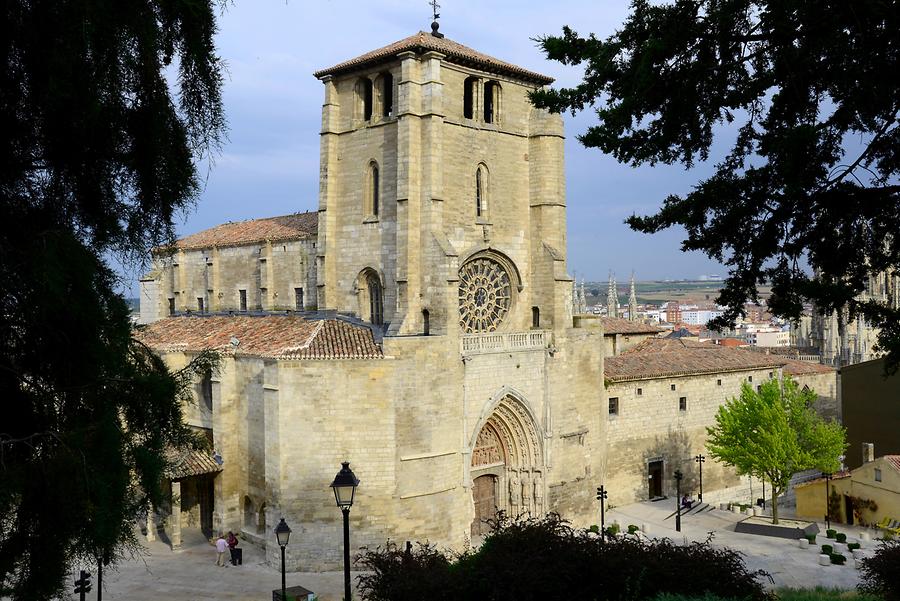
xmin=215 ymin=533 xmax=228 ymax=567
xmin=227 ymin=531 xmax=239 ymax=565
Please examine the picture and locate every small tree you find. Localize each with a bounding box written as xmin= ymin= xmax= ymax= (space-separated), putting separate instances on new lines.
xmin=706 ymin=378 xmax=845 ymax=524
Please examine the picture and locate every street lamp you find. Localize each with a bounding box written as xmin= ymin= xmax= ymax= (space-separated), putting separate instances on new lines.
xmin=331 ymin=461 xmax=360 ymax=601
xmin=823 ymin=472 xmax=832 ymax=530
xmin=674 ymin=470 xmax=684 ymax=533
xmin=274 ymin=518 xmax=291 ymax=601
xmin=596 ymin=485 xmax=608 ymax=541
xmin=694 ymin=454 xmax=705 ymax=503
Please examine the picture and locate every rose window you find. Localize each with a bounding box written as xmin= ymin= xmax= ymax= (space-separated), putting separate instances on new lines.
xmin=458 ymin=257 xmax=511 ymax=332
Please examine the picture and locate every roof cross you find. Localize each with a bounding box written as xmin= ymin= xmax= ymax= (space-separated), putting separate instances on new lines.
xmin=429 ymin=0 xmax=441 ymax=21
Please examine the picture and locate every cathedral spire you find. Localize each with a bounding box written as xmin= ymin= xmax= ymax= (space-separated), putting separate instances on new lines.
xmin=628 ymin=272 xmax=637 ymax=322
xmin=607 ymin=272 xmax=618 ymax=319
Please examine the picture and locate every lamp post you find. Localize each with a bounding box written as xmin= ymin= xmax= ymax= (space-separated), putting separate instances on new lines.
xmin=274 ymin=518 xmax=291 ymax=600
xmin=694 ymin=454 xmax=705 ymax=503
xmin=823 ymin=472 xmax=832 ymax=530
xmin=674 ymin=470 xmax=684 ymax=533
xmin=331 ymin=461 xmax=360 ymax=601
xmin=596 ymin=485 xmax=608 ymax=541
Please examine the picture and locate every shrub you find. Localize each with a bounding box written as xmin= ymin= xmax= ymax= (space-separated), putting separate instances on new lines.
xmin=858 ymin=539 xmax=900 ymax=601
xmin=829 ymin=553 xmax=846 ymax=565
xmin=825 ymin=529 xmax=837 ymax=539
xmin=628 ymin=524 xmax=640 ymax=535
xmin=804 ymin=534 xmax=816 ymax=545
xmin=835 ymin=533 xmax=847 ymax=543
xmin=357 ymin=513 xmax=775 ymax=601
xmin=606 ymin=523 xmax=621 ymax=537
xmin=847 ymin=542 xmax=861 ymax=551
xmin=821 ymin=544 xmax=833 ymax=555
xmin=588 ymin=524 xmax=600 ymax=534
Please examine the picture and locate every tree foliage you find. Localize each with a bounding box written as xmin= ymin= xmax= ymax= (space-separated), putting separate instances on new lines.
xmin=357 ymin=513 xmax=773 ymax=601
xmin=705 ymin=379 xmax=846 ymax=523
xmin=0 ymin=1 xmax=225 ymax=598
xmin=531 ymin=0 xmax=900 ymax=371
xmin=858 ymin=539 xmax=900 ymax=601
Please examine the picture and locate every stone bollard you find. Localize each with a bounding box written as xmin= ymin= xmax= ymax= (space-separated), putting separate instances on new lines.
xmin=859 ymin=531 xmax=871 ymax=541
xmin=719 ymin=503 xmax=728 ymax=511
xmin=744 ymin=507 xmax=754 ymax=516
xmin=818 ymin=554 xmax=831 ymax=566
xmin=798 ymin=538 xmax=809 ymax=549
xmin=832 ymin=542 xmax=847 ymax=553
xmin=752 ymin=507 xmax=761 ymax=516
xmin=732 ymin=506 xmax=741 ymax=514
xmin=852 ymin=549 xmax=865 ymax=559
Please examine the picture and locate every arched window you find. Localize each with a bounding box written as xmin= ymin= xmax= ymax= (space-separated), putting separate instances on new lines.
xmin=484 ymin=81 xmax=500 ymax=123
xmin=475 ymin=164 xmax=488 ymax=219
xmin=463 ymin=76 xmax=478 ymax=119
xmin=357 ymin=77 xmax=373 ymax=121
xmin=365 ymin=161 xmax=380 ymax=217
xmin=368 ymin=273 xmax=383 ymax=325
xmin=379 ymin=72 xmax=394 ymax=117
xmin=243 ymin=496 xmax=254 ymax=530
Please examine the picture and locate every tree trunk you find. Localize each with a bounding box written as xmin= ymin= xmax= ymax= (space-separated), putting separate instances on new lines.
xmin=771 ymin=489 xmax=780 ymax=524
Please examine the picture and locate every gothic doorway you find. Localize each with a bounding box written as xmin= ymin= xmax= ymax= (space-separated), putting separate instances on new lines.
xmin=648 ymin=459 xmax=663 ymax=499
xmin=470 ymin=394 xmax=545 ymax=536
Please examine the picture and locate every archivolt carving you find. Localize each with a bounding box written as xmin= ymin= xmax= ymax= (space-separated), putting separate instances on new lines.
xmin=471 ymin=395 xmax=543 ymax=471
xmin=472 ymin=423 xmax=505 ymax=467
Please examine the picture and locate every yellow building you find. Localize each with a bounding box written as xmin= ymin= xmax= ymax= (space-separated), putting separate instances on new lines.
xmin=796 ymin=450 xmax=900 ymax=528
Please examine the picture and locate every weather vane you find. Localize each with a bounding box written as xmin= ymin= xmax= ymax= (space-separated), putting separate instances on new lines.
xmin=428 ymin=0 xmax=444 ymax=37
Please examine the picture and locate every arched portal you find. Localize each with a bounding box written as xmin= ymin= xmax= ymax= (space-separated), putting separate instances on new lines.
xmin=470 ymin=395 xmax=545 ymax=535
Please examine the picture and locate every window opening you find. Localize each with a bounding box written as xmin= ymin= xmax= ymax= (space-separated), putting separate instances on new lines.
xmin=368 ymin=273 xmax=383 ymax=325
xmin=717 ymin=379 xmax=722 ymax=386
xmin=670 ymin=384 xmax=676 ymax=391
xmin=422 ymin=309 xmax=430 ymax=336
xmin=239 ymin=289 xmax=247 ymax=312
xmin=372 ymin=164 xmax=379 ymax=216
xmin=483 ymin=81 xmax=498 ymax=123
xmin=295 ymin=288 xmax=304 ymax=311
xmin=679 ymin=397 xmax=687 ymax=411
xmin=463 ymin=76 xmax=477 ymax=119
xmin=201 ymin=372 xmax=213 ymax=412
xmin=362 ymin=78 xmax=373 ymax=121
xmin=476 ymin=168 xmax=484 ymax=217
xmin=532 ymin=306 xmax=540 ymax=328
xmin=381 ymin=72 xmax=393 ymax=117
xmin=748 ymin=375 xmax=753 ymax=382
xmin=168 ymin=298 xmax=175 ymax=316
xmin=608 ymin=397 xmax=619 ymax=415
xmin=875 ymin=468 xmax=882 ymax=482
xmin=637 ymin=387 xmax=642 ymax=396
xmin=197 ymin=297 xmax=204 ymax=312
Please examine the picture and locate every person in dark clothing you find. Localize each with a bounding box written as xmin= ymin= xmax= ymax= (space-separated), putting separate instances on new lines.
xmin=227 ymin=531 xmax=240 ymax=565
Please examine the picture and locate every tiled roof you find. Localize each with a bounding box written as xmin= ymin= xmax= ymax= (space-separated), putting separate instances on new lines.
xmin=782 ymin=359 xmax=836 ymax=376
xmin=314 ymin=31 xmax=554 ymax=85
xmin=165 ymin=448 xmax=223 ymax=480
xmin=605 ymin=339 xmax=786 ymax=382
xmin=716 ymin=338 xmax=748 ymax=347
xmin=169 ymin=212 xmax=318 ymax=250
xmin=600 ymin=317 xmax=663 ymax=335
xmin=885 ymin=455 xmax=900 ymax=473
xmin=137 ymin=315 xmax=383 ymax=360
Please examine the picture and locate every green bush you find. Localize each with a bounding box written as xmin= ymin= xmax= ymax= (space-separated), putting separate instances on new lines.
xmin=357 ymin=513 xmax=775 ymax=601
xmin=847 ymin=542 xmax=860 ymax=551
xmin=606 ymin=523 xmax=621 ymax=537
xmin=821 ymin=544 xmax=833 ymax=555
xmin=588 ymin=524 xmax=600 ymax=534
xmin=858 ymin=539 xmax=900 ymax=601
xmin=835 ymin=532 xmax=847 ymax=543
xmin=825 ymin=529 xmax=836 ymax=539
xmin=628 ymin=524 xmax=640 ymax=535
xmin=804 ymin=534 xmax=816 ymax=544
xmin=777 ymin=587 xmax=885 ymax=600
xmin=829 ymin=553 xmax=846 ymax=565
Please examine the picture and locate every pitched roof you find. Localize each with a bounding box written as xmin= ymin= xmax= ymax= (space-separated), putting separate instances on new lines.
xmin=717 ymin=338 xmax=749 ymax=347
xmin=165 ymin=448 xmax=223 ymax=480
xmin=782 ymin=358 xmax=836 ymax=376
xmin=136 ymin=315 xmax=382 ymax=360
xmin=605 ymin=339 xmax=786 ymax=382
xmin=600 ymin=317 xmax=663 ymax=336
xmin=314 ymin=31 xmax=554 ymax=85
xmin=169 ymin=212 xmax=318 ymax=251
xmin=884 ymin=455 xmax=900 ymax=473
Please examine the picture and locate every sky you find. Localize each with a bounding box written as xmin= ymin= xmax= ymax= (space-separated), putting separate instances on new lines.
xmin=123 ymin=0 xmax=732 ymax=293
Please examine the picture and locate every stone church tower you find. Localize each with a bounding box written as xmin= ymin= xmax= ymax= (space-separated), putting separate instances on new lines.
xmin=313 ymin=25 xmax=572 ymax=338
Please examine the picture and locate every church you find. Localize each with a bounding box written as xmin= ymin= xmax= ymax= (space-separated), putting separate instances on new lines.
xmin=137 ymin=24 xmax=832 ymax=570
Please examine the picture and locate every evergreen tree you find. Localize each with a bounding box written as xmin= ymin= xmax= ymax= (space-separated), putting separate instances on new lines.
xmin=0 ymin=1 xmax=225 ymax=598
xmin=706 ymin=379 xmax=846 ymax=524
xmin=531 ymin=0 xmax=900 ymax=371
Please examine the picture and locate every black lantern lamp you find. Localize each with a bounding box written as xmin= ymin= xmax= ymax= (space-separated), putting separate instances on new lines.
xmin=331 ymin=461 xmax=360 ymax=601
xmin=274 ymin=518 xmax=291 ymax=600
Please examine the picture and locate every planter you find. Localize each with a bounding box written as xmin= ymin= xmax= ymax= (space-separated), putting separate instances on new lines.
xmin=733 ymin=516 xmax=819 ymax=540
xmin=798 ymin=539 xmax=809 ymax=549
xmin=832 ymin=542 xmax=847 ymax=553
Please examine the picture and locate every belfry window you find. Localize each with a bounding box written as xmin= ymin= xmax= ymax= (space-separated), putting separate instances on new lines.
xmin=484 ymin=81 xmax=500 ymax=123
xmin=368 ymin=273 xmax=383 ymax=325
xmin=365 ymin=161 xmax=380 ymax=217
xmin=476 ymin=167 xmax=484 ymax=217
xmin=380 ymin=72 xmax=393 ymax=117
xmin=357 ymin=77 xmax=373 ymax=121
xmin=463 ymin=76 xmax=477 ymax=119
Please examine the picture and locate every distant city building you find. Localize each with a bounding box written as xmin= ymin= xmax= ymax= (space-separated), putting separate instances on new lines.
xmin=681 ymin=309 xmax=724 ymax=326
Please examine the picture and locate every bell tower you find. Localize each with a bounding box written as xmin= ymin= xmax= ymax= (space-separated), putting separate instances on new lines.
xmin=314 ymin=27 xmax=572 ymax=337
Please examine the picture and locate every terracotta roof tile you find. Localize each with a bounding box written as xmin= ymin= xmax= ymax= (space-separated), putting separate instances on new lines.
xmin=605 ymin=339 xmax=786 ymax=382
xmin=885 ymin=455 xmax=900 ymax=473
xmin=165 ymin=448 xmax=222 ymax=480
xmin=169 ymin=212 xmax=318 ymax=251
xmin=314 ymin=31 xmax=553 ymax=84
xmin=782 ymin=359 xmax=836 ymax=376
xmin=136 ymin=315 xmax=382 ymax=360
xmin=600 ymin=317 xmax=663 ymax=335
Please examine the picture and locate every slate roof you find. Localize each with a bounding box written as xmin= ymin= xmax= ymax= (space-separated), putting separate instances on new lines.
xmin=605 ymin=339 xmax=786 ymax=382
xmin=137 ymin=315 xmax=383 ymax=360
xmin=782 ymin=359 xmax=836 ymax=376
xmin=165 ymin=448 xmax=223 ymax=480
xmin=600 ymin=317 xmax=663 ymax=336
xmin=314 ymin=31 xmax=554 ymax=85
xmin=169 ymin=212 xmax=318 ymax=251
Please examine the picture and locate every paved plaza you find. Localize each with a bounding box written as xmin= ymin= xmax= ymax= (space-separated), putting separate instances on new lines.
xmin=93 ymin=502 xmax=879 ymax=600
